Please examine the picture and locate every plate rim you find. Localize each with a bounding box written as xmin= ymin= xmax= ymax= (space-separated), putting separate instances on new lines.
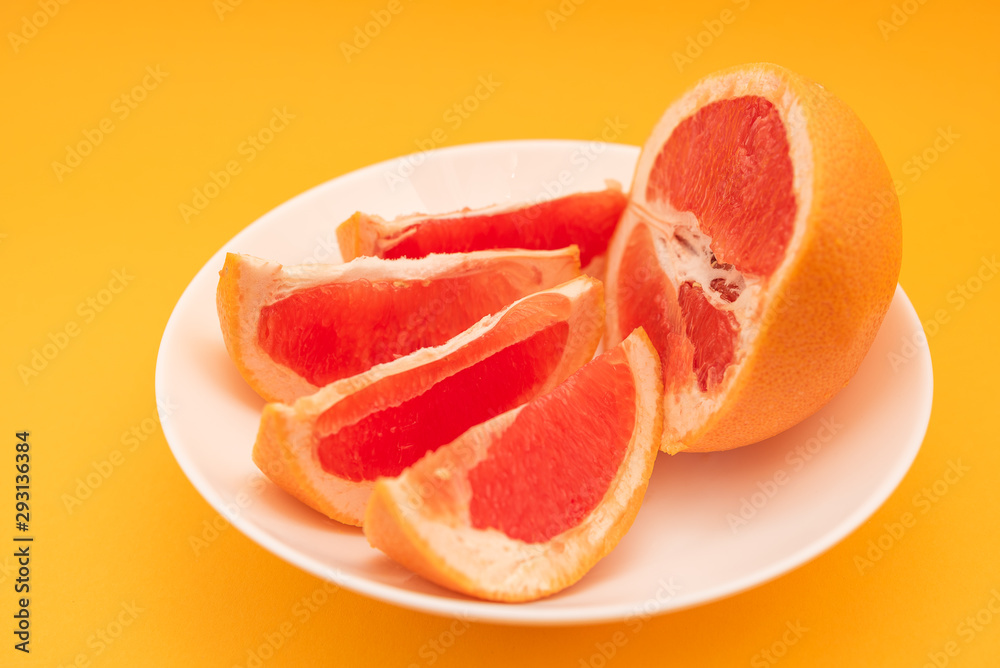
xmin=155 ymin=139 xmax=933 ymax=626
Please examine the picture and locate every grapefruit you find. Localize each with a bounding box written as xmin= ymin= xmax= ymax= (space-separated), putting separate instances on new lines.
xmin=605 ymin=63 xmax=902 ymax=453
xmin=335 ymin=182 xmax=627 ymax=270
xmin=364 ymin=328 xmax=662 ymax=602
xmin=217 ymin=247 xmax=581 ymax=403
xmin=252 ymin=276 xmax=604 ymax=526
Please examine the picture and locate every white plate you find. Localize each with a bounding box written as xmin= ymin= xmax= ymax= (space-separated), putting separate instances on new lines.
xmin=156 ymin=140 xmax=933 ymax=626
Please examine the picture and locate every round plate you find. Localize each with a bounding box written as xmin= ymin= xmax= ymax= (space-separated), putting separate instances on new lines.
xmin=155 ymin=140 xmax=933 ymax=625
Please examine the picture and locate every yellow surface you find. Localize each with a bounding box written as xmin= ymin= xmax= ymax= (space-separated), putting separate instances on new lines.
xmin=2 ymin=0 xmax=997 ymax=666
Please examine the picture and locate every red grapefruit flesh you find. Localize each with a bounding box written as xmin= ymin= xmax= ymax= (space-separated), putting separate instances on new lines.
xmin=253 ymin=276 xmax=604 ymax=525
xmin=364 ymin=328 xmax=663 ymax=602
xmin=316 ymin=312 xmax=568 ymax=482
xmin=217 ymin=247 xmax=581 ymax=403
xmin=336 ymin=183 xmax=628 ymax=269
xmin=677 ymin=281 xmax=740 ymax=393
xmin=646 ymin=95 xmax=796 ymax=277
xmin=466 ymin=345 xmax=636 ymax=544
xmin=605 ymin=63 xmax=902 ymax=453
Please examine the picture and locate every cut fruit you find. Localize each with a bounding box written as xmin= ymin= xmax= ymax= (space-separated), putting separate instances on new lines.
xmin=336 ymin=182 xmax=628 ymax=270
xmin=605 ymin=63 xmax=902 ymax=453
xmin=252 ymin=276 xmax=604 ymax=526
xmin=217 ymin=247 xmax=581 ymax=403
xmin=364 ymin=328 xmax=663 ymax=602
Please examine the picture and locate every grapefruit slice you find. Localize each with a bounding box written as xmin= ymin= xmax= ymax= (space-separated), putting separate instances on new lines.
xmin=335 ymin=182 xmax=627 ymax=270
xmin=364 ymin=328 xmax=662 ymax=602
xmin=252 ymin=276 xmax=604 ymax=526
xmin=217 ymin=247 xmax=581 ymax=403
xmin=605 ymin=63 xmax=902 ymax=453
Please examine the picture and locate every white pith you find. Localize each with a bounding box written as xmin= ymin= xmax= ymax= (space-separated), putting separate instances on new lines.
xmin=606 ymin=67 xmax=814 ymax=448
xmin=642 ymin=212 xmax=764 ymax=321
xmin=370 ymin=331 xmax=661 ymax=599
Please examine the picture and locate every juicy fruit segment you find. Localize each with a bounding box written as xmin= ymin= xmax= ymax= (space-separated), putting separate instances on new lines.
xmin=363 ymin=329 xmax=662 ymax=602
xmin=624 ymin=97 xmax=794 ymax=396
xmin=677 ymin=282 xmax=739 ymax=392
xmin=631 ymin=96 xmax=795 ymax=392
xmin=336 ymin=184 xmax=628 ymax=267
xmin=217 ymin=247 xmax=580 ymax=403
xmin=467 ymin=347 xmax=635 ymax=543
xmin=616 ymin=222 xmax=693 ymax=392
xmin=606 ymin=63 xmax=902 ymax=452
xmin=257 ymin=264 xmax=569 ymax=389
xmin=617 ymin=221 xmax=744 ymax=393
xmin=252 ymin=276 xmax=604 ymax=526
xmin=316 ymin=306 xmax=569 ymax=481
xmin=646 ymin=96 xmax=796 ymax=278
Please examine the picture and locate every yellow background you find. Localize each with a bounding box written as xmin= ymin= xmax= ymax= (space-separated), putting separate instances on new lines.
xmin=2 ymin=0 xmax=998 ymax=666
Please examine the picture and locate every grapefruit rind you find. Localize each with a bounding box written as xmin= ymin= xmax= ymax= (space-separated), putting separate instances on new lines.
xmin=335 ymin=212 xmax=363 ymax=263
xmin=218 ymin=247 xmax=582 ymax=403
xmin=253 ymin=401 xmax=372 ymax=525
xmin=364 ymin=328 xmax=663 ymax=602
xmin=252 ymin=276 xmax=605 ymax=527
xmin=605 ymin=63 xmax=901 ymax=453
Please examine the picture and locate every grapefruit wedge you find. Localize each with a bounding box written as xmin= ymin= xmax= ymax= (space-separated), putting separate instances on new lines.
xmin=336 ymin=182 xmax=627 ymax=270
xmin=217 ymin=247 xmax=581 ymax=403
xmin=364 ymin=328 xmax=662 ymax=602
xmin=605 ymin=63 xmax=902 ymax=453
xmin=253 ymin=276 xmax=604 ymax=526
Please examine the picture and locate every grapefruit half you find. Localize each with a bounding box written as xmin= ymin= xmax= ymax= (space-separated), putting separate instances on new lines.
xmin=336 ymin=182 xmax=627 ymax=271
xmin=217 ymin=247 xmax=581 ymax=403
xmin=364 ymin=328 xmax=662 ymax=602
xmin=605 ymin=63 xmax=902 ymax=453
xmin=253 ymin=276 xmax=604 ymax=526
